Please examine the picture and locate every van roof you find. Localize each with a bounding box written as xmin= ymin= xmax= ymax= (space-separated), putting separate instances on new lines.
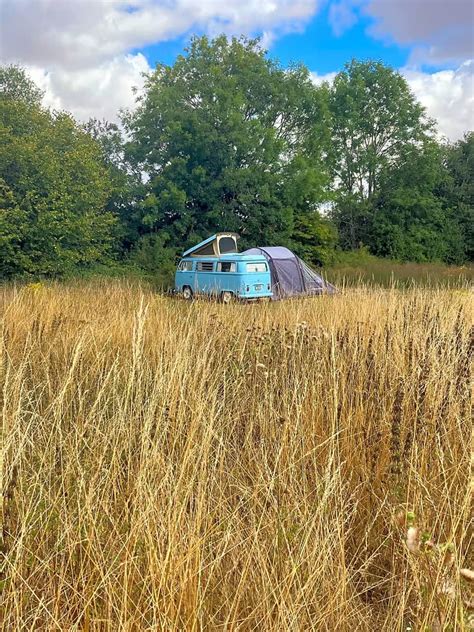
xmin=182 ymin=233 xmax=240 ymax=257
xmin=181 ymin=253 xmax=267 ymax=261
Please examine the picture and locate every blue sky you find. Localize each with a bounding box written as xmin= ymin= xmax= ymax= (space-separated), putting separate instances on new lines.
xmin=140 ymin=5 xmax=411 ymax=75
xmin=270 ymin=6 xmax=410 ymax=72
xmin=1 ymin=0 xmax=473 ymax=138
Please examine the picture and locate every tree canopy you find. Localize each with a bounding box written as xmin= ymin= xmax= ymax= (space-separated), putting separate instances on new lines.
xmin=327 ymin=60 xmax=470 ymax=262
xmin=442 ymin=133 xmax=474 ymax=260
xmin=329 ymin=60 xmax=432 ymax=201
xmin=0 ymin=42 xmax=472 ymax=280
xmin=0 ymin=67 xmax=119 ymax=277
xmin=124 ymin=36 xmax=331 ymax=253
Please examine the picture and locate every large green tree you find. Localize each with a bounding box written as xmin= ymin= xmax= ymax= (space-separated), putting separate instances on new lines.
xmin=0 ymin=65 xmax=43 ymax=107
xmin=441 ymin=133 xmax=474 ymax=260
xmin=326 ymin=59 xmax=472 ymax=263
xmin=370 ymin=141 xmax=467 ymax=263
xmin=83 ymin=117 xmax=137 ymax=249
xmin=329 ymin=60 xmax=433 ymax=251
xmin=124 ymin=35 xmax=331 ymax=256
xmin=0 ymin=66 xmax=119 ymax=278
xmin=330 ymin=60 xmax=432 ymax=201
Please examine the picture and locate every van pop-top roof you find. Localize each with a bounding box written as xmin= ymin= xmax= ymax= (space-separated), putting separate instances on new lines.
xmin=182 ymin=233 xmax=240 ymax=257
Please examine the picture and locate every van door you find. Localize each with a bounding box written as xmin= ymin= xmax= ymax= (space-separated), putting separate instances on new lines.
xmin=216 ymin=261 xmax=237 ymax=296
xmin=195 ymin=261 xmax=215 ymax=295
xmin=176 ymin=260 xmax=194 ymax=292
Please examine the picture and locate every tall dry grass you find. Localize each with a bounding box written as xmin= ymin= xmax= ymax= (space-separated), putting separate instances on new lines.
xmin=1 ymin=281 xmax=472 ymax=631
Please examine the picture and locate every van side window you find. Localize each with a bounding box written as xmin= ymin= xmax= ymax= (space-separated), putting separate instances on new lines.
xmin=246 ymin=262 xmax=267 ymax=272
xmin=178 ymin=260 xmax=193 ymax=271
xmin=197 ymin=261 xmax=214 ymax=272
xmin=217 ymin=261 xmax=236 ymax=272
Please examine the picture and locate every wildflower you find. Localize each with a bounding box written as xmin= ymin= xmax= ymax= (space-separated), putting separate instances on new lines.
xmin=406 ymin=526 xmax=420 ymax=552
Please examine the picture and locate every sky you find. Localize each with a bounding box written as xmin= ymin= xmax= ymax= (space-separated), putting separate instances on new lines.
xmin=0 ymin=0 xmax=473 ymax=140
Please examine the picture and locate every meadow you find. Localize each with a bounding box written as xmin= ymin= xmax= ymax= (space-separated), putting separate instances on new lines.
xmin=324 ymin=257 xmax=474 ymax=289
xmin=1 ymin=281 xmax=472 ymax=631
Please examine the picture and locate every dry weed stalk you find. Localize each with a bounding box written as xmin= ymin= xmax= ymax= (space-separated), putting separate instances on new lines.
xmin=0 ymin=281 xmax=472 ymax=630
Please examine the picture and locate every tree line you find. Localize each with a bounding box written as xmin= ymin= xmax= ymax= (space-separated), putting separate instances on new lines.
xmin=1 ymin=36 xmax=472 ymax=280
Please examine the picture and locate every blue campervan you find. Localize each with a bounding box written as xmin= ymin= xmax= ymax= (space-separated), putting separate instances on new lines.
xmin=175 ymin=233 xmax=273 ymax=302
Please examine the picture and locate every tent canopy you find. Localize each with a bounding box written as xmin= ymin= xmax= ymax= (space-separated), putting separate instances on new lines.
xmin=242 ymin=246 xmax=336 ymax=299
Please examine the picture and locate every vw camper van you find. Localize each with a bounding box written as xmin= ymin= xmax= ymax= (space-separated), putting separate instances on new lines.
xmin=175 ymin=233 xmax=273 ymax=302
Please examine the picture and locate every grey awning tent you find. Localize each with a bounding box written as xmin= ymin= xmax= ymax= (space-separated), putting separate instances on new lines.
xmin=242 ymin=246 xmax=336 ymax=299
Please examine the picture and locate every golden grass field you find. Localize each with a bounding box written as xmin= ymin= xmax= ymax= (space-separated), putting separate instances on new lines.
xmin=1 ymin=281 xmax=473 ymax=631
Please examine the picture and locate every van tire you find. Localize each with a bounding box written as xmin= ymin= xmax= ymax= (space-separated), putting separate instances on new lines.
xmin=220 ymin=291 xmax=233 ymax=304
xmin=182 ymin=286 xmax=193 ymax=300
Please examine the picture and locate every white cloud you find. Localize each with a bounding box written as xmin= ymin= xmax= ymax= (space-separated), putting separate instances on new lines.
xmin=24 ymin=53 xmax=151 ymax=122
xmin=309 ymin=70 xmax=338 ymax=86
xmin=327 ymin=0 xmax=474 ymax=65
xmin=0 ymin=0 xmax=319 ymax=120
xmin=310 ymin=62 xmax=474 ymax=140
xmin=403 ymin=61 xmax=474 ymax=141
xmin=365 ymin=0 xmax=473 ymax=65
xmin=328 ymin=2 xmax=358 ymax=37
xmin=323 ymin=1 xmax=474 ymax=139
xmin=0 ymin=0 xmax=318 ymax=70
xmin=0 ymin=0 xmax=472 ymax=137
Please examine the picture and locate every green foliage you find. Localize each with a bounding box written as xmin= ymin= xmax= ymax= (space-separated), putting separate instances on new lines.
xmin=124 ymin=35 xmax=331 ymax=252
xmin=441 ymin=133 xmax=474 ymax=259
xmin=332 ymin=246 xmax=378 ymax=266
xmin=371 ymin=142 xmax=467 ymax=263
xmin=329 ymin=59 xmax=432 ymax=201
xmin=0 ymin=54 xmax=472 ymax=281
xmin=82 ymin=117 xmax=136 ymax=237
xmin=330 ymin=196 xmax=374 ymax=251
xmin=291 ymin=210 xmax=338 ymax=266
xmin=0 ymin=67 xmax=119 ymax=278
xmin=0 ymin=65 xmax=44 ymax=107
xmin=328 ymin=61 xmax=471 ymax=264
xmin=128 ymin=232 xmax=177 ymax=287
xmin=0 ymin=179 xmax=30 ymax=277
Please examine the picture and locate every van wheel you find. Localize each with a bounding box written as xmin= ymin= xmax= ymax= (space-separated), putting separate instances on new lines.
xmin=221 ymin=291 xmax=233 ymax=304
xmin=182 ymin=286 xmax=193 ymax=300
